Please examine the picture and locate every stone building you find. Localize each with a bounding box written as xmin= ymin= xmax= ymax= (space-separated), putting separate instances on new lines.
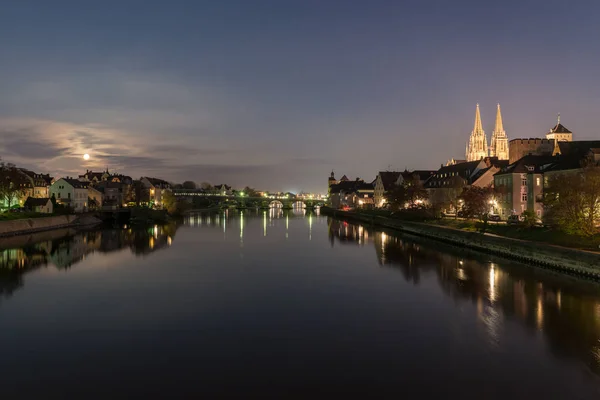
xmin=508 ymin=118 xmax=574 ymax=163
xmin=493 ymin=155 xmax=556 ymax=219
xmin=508 ymin=138 xmax=555 ymax=164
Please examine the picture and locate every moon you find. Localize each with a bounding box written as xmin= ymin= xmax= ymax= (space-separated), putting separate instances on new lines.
xmin=83 ymin=153 xmax=90 ymax=160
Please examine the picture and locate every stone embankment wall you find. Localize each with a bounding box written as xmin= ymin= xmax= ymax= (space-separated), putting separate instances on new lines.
xmin=322 ymin=208 xmax=600 ymax=279
xmin=0 ymin=215 xmax=78 ymax=237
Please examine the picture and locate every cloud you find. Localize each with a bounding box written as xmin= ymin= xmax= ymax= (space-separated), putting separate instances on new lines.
xmin=0 ymin=126 xmax=71 ymax=160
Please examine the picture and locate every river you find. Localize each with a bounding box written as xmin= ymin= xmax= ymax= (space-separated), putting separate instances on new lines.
xmin=0 ymin=209 xmax=599 ymax=398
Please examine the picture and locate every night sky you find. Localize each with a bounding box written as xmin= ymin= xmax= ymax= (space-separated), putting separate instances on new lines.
xmin=1 ymin=0 xmax=598 ymax=193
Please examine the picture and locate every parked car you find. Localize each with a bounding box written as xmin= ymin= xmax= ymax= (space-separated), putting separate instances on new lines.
xmin=9 ymin=207 xmax=26 ymax=213
xmin=507 ymin=215 xmax=522 ymax=225
xmin=488 ymin=214 xmax=501 ymax=222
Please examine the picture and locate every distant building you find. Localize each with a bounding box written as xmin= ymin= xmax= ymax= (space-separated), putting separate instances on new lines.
xmin=50 ymin=178 xmax=89 ymax=212
xmin=24 ymin=197 xmax=53 ymax=214
xmin=141 ymin=177 xmax=171 ymax=208
xmin=509 ymin=138 xmax=555 ymax=164
xmin=545 ymin=115 xmax=573 ymax=143
xmin=373 ymin=171 xmax=402 ymax=208
xmin=88 ymin=186 xmax=103 ymax=209
xmin=426 ymin=157 xmax=507 ymax=214
xmin=79 ymin=169 xmax=111 ymax=184
xmin=493 ymin=155 xmax=556 ymax=219
xmin=509 ymin=117 xmax=574 ymax=163
xmin=329 ymin=178 xmax=373 ymax=209
xmin=18 ymin=169 xmax=53 ymax=198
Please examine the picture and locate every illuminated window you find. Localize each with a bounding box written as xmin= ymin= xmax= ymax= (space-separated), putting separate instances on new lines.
xmin=521 ymin=193 xmax=527 ymax=202
xmin=536 ymin=177 xmax=540 ymax=186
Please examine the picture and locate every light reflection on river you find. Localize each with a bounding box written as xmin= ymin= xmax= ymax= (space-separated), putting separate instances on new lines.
xmin=0 ymin=210 xmax=599 ymax=398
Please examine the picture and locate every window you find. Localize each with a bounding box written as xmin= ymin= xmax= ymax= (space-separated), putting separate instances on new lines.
xmin=68 ymin=193 xmax=71 ymax=199
xmin=521 ymin=193 xmax=527 ymax=202
xmin=521 ymin=177 xmax=527 ymax=186
xmin=536 ymin=210 xmax=541 ymax=218
xmin=536 ymin=177 xmax=540 ymax=186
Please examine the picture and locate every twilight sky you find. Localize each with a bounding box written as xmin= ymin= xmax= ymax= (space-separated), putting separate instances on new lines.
xmin=1 ymin=0 xmax=599 ymax=193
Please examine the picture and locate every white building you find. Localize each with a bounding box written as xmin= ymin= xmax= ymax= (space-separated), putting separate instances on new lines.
xmin=49 ymin=178 xmax=89 ymax=212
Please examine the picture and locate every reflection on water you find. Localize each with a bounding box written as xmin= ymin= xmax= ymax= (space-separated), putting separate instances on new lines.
xmin=1 ymin=212 xmax=600 ymax=397
xmin=0 ymin=223 xmax=177 ymax=301
xmin=328 ymin=218 xmax=600 ymax=376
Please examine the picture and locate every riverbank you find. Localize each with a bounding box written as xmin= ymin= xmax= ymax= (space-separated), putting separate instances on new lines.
xmin=0 ymin=214 xmax=102 ymax=238
xmin=321 ymin=207 xmax=600 ymax=279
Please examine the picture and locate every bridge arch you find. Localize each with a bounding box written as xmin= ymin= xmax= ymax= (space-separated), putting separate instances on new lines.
xmin=269 ymin=200 xmax=284 ymax=208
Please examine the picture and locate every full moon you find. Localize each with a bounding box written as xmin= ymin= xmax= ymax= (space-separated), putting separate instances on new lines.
xmin=83 ymin=153 xmax=90 ymax=160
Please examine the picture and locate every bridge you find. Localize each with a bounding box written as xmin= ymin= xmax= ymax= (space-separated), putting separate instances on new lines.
xmin=172 ymin=190 xmax=326 ymax=210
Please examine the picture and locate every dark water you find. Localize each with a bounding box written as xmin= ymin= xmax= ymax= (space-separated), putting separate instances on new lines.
xmin=1 ymin=210 xmax=600 ymax=399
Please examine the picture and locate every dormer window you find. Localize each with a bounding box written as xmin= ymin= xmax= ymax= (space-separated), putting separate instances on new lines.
xmin=526 ymin=166 xmax=534 ymax=172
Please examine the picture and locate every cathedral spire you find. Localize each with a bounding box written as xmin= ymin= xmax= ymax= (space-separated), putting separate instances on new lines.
xmin=466 ymin=104 xmax=488 ymax=161
xmin=494 ymin=103 xmax=504 ymax=133
xmin=489 ymin=103 xmax=509 ymax=160
xmin=474 ymin=103 xmax=483 ymax=133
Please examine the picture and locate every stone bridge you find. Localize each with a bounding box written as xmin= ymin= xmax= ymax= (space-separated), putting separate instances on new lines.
xmin=172 ymin=190 xmax=326 ymax=209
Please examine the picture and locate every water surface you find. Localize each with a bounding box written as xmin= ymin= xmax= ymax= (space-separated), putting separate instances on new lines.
xmin=1 ymin=210 xmax=599 ymax=398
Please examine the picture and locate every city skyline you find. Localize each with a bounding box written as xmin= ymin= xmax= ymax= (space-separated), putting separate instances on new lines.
xmin=1 ymin=1 xmax=599 ymax=192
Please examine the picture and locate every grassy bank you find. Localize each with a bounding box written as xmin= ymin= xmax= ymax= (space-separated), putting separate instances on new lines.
xmin=327 ymin=208 xmax=600 ymax=252
xmin=431 ymin=219 xmax=600 ymax=252
xmin=0 ymin=212 xmax=56 ymax=221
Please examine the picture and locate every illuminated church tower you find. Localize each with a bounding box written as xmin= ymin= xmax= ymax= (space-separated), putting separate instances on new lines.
xmin=489 ymin=103 xmax=509 ymax=160
xmin=466 ymin=104 xmax=488 ymax=161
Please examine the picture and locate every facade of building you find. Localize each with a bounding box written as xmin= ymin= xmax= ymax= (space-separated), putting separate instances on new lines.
xmin=426 ymin=158 xmax=506 ymax=214
xmin=466 ymin=104 xmax=488 ymax=161
xmin=508 ymin=138 xmax=555 ymax=164
xmin=141 ymin=177 xmax=171 ymax=208
xmin=49 ymin=178 xmax=89 ymax=212
xmin=373 ymin=171 xmax=402 ymax=208
xmin=329 ymin=178 xmax=372 ymax=209
xmin=88 ymin=186 xmax=103 ymax=209
xmin=95 ymin=181 xmax=125 ymax=208
xmin=489 ymin=104 xmax=509 ymax=160
xmin=545 ymin=116 xmax=573 ymax=143
xmin=78 ymin=169 xmax=111 ymax=184
xmin=508 ymin=118 xmax=574 ymax=163
xmin=24 ymin=197 xmax=53 ymax=214
xmin=493 ymin=155 xmax=556 ymax=219
xmin=18 ymin=169 xmax=53 ymax=198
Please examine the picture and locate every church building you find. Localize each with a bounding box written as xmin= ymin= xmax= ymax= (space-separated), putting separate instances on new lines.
xmin=465 ymin=103 xmax=509 ymax=162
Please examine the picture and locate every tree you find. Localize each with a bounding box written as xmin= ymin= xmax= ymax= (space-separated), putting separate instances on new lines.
xmin=243 ymin=186 xmax=259 ymax=197
xmin=544 ymin=156 xmax=600 ymax=236
xmin=384 ymin=183 xmax=406 ymax=211
xmin=131 ymin=181 xmax=150 ymax=206
xmin=162 ymin=190 xmax=178 ymax=214
xmin=403 ymin=174 xmax=428 ymax=208
xmin=384 ymin=174 xmax=429 ymax=211
xmin=460 ymin=186 xmax=494 ymax=221
xmin=182 ymin=181 xmax=197 ymax=190
xmin=0 ymin=162 xmax=25 ymax=210
xmin=200 ymin=182 xmax=213 ymax=190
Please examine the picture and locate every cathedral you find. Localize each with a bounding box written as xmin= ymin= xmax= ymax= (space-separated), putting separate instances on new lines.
xmin=465 ymin=103 xmax=509 ymax=161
